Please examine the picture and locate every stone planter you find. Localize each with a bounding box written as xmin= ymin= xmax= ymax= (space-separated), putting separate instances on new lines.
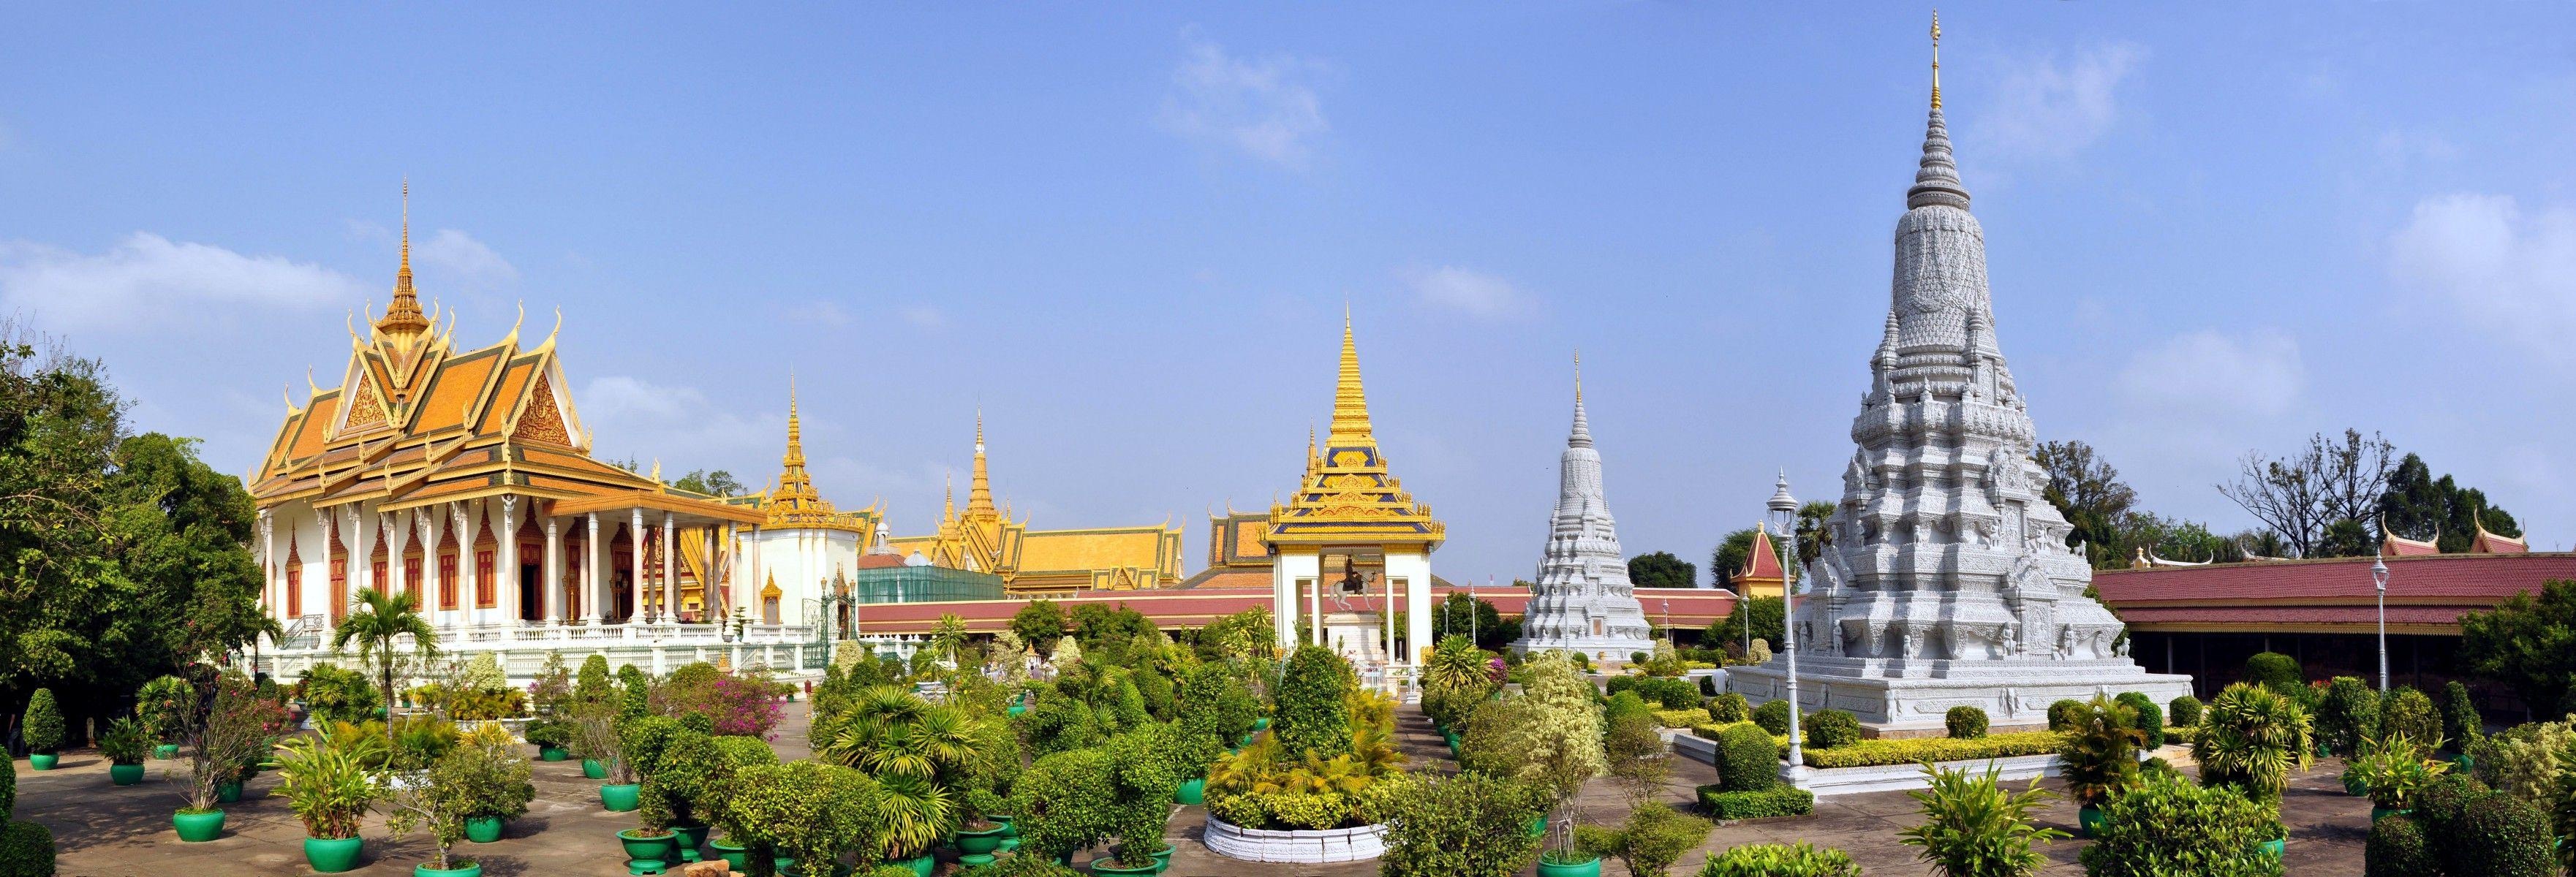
xmin=305 ymin=835 xmax=366 ymax=873
xmin=464 ymin=816 xmax=504 ymax=843
xmin=582 ymin=759 xmax=608 ymax=779
xmin=1174 ymin=777 xmax=1205 ymax=805
xmin=671 ymin=823 xmax=709 ymax=862
xmin=28 ymin=754 xmax=56 ymax=771
xmin=173 ymin=809 xmax=226 ymax=842
xmin=600 ymin=783 xmax=642 ymax=812
xmin=110 ymin=762 xmax=145 ymax=785
xmin=1536 ymin=853 xmax=1603 ymax=877
xmin=1202 ymin=814 xmax=1387 ymax=863
xmin=154 ymin=743 xmax=181 ymax=759
xmin=617 ymin=829 xmax=678 ymax=876
xmin=415 ymin=862 xmax=483 ymax=877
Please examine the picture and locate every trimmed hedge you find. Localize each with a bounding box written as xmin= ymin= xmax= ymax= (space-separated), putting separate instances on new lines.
xmin=1695 ymin=784 xmax=1815 ymax=820
xmin=2455 ymin=790 xmax=2552 ymax=876
xmin=2046 ymin=699 xmax=2084 ymax=732
xmin=1804 ymin=710 xmax=1861 ymax=750
xmin=1606 ymin=675 xmax=1700 ymax=710
xmin=1714 ymin=723 xmax=1779 ymax=792
xmin=2243 ymin=651 xmax=2303 ymax=694
xmin=1705 ymin=691 xmax=1749 ymax=723
xmin=2116 ymin=692 xmax=2166 ymax=749
xmin=1652 ymin=708 xmax=1712 ymax=729
xmin=1800 ymin=732 xmax=2068 ymax=770
xmin=1945 ymin=705 xmax=1988 ymax=740
xmin=1696 ymin=841 xmax=1856 ymax=876
xmin=2365 ymin=813 xmax=2433 ymax=877
xmin=0 ymin=820 xmax=52 ymax=877
xmin=2169 ymin=695 xmax=2203 ymax=729
xmin=1752 ymin=699 xmax=1791 ymax=734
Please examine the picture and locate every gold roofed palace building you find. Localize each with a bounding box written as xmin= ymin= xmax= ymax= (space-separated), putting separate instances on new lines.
xmin=885 ymin=417 xmax=1184 ymax=595
xmin=245 ymin=200 xmax=839 ymax=683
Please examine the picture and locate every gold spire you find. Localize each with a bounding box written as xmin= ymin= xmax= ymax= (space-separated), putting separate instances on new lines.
xmin=1574 ymin=349 xmax=1582 ymax=403
xmin=1327 ymin=308 xmax=1375 ymax=449
xmin=967 ymin=413 xmax=997 ymax=519
xmin=374 ymin=179 xmax=431 ymax=341
xmin=1930 ymin=11 xmax=1944 ymax=110
xmin=1306 ymin=424 xmax=1319 ymax=474
xmin=767 ymin=381 xmax=828 ymax=514
xmin=944 ymin=472 xmax=956 ymax=520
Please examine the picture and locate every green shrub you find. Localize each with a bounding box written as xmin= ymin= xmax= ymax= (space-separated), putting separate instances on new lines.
xmin=1373 ymin=772 xmax=1544 ymax=877
xmin=616 ymin=665 xmax=651 ymax=721
xmin=98 ymin=718 xmax=148 ymax=765
xmin=2243 ymin=652 xmax=2303 ymax=694
xmin=2045 ymin=699 xmax=2084 ymax=732
xmin=575 ymin=655 xmax=613 ymax=706
xmin=2116 ymin=691 xmax=2166 ymax=749
xmin=2441 ymin=680 xmax=2484 ymax=752
xmin=1176 ymin=662 xmax=1258 ymax=764
xmin=0 ymin=752 xmax=14 ymax=815
xmin=1896 ymin=762 xmax=2066 ymax=877
xmin=967 ymin=854 xmax=1081 ymax=877
xmin=1799 ymin=731 xmax=2067 ymax=770
xmin=1604 ymin=677 xmax=1699 ymax=710
xmin=1009 ymin=748 xmax=1114 ymax=861
xmin=2169 ymin=695 xmax=2203 ymax=729
xmin=2194 ymin=683 xmax=2314 ymax=808
xmin=301 ymin=664 xmax=382 ymax=726
xmin=0 ymin=820 xmax=51 ymax=877
xmin=2077 ymin=770 xmax=2283 ymax=877
xmin=18 ymin=691 xmax=61 ymax=755
xmin=1803 ymin=710 xmax=1860 ymax=751
xmin=2469 ymin=718 xmax=2572 ymax=805
xmin=1714 ymin=723 xmax=1778 ymax=792
xmin=1274 ymin=645 xmax=1353 ymax=759
xmin=1945 ymin=705 xmax=1988 ymax=740
xmin=2318 ymin=677 xmax=2381 ymax=757
xmin=1652 ymin=708 xmax=1712 ymax=729
xmin=2365 ymin=813 xmax=2434 ymax=877
xmin=2381 ymin=688 xmax=2442 ymax=749
xmin=1584 ymin=802 xmax=1710 ymax=877
xmin=136 ymin=675 xmax=197 ymax=744
xmin=1693 ymin=841 xmax=1857 ymax=876
xmin=859 ymin=866 xmax=915 ymax=877
xmin=2412 ymin=773 xmax=2485 ymax=845
xmin=1693 ymin=785 xmax=1814 ymax=820
xmin=2455 ymin=789 xmax=2553 ymax=877
xmin=1705 ymin=692 xmax=1748 ymax=724
xmin=1750 ymin=699 xmax=1791 ymax=735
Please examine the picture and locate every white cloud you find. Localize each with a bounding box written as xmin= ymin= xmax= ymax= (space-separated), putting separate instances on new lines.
xmin=415 ymin=229 xmax=518 ymax=286
xmin=0 ymin=232 xmax=365 ymax=330
xmin=578 ymin=375 xmax=774 ymax=470
xmin=2389 ymin=193 xmax=2576 ymax=357
xmin=1159 ymin=29 xmax=1329 ymax=167
xmin=1979 ymin=42 xmax=2145 ymax=159
xmin=1405 ymin=265 xmax=1534 ymax=319
xmin=2115 ymin=330 xmax=2304 ymax=417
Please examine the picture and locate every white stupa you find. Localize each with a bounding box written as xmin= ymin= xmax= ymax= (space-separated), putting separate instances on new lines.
xmin=1726 ymin=27 xmax=2190 ymax=733
xmin=1513 ymin=363 xmax=1655 ymax=664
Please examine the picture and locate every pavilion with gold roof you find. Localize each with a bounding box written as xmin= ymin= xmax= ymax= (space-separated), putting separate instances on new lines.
xmin=246 ymin=194 xmax=818 ymax=677
xmin=1264 ymin=313 xmax=1443 ymax=684
xmin=887 ymin=417 xmax=1184 ymax=595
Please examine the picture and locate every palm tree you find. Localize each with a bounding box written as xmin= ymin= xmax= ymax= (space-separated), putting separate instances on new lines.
xmin=246 ymin=612 xmax=288 ymax=678
xmin=330 ymin=588 xmax=439 ymax=712
xmin=820 ymin=685 xmax=983 ymax=859
xmin=931 ymin=613 xmax=970 ymax=669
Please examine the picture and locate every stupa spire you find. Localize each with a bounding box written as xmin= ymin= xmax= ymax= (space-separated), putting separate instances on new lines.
xmin=1327 ymin=308 xmax=1377 ymax=450
xmin=967 ymin=412 xmax=996 ymax=518
xmin=1907 ymin=15 xmax=1971 ymax=212
xmin=1569 ymin=352 xmax=1593 ymax=449
xmin=374 ymin=179 xmax=432 ymax=341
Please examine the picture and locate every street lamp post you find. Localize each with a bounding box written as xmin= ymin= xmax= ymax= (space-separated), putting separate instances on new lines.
xmin=2373 ymin=552 xmax=2391 ymax=692
xmin=1767 ymin=471 xmax=1805 ymax=772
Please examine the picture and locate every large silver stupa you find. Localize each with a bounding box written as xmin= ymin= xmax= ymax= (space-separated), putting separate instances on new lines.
xmin=1513 ymin=368 xmax=1656 ymax=664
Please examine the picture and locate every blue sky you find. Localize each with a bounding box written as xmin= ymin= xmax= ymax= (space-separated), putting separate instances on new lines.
xmin=6 ymin=4 xmax=2575 ymax=582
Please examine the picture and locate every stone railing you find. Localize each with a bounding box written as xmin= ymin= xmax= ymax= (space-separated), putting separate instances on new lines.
xmin=249 ymin=620 xmax=824 ymax=684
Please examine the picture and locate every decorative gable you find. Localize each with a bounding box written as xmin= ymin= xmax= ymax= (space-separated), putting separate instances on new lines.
xmin=513 ymin=371 xmax=573 ymax=446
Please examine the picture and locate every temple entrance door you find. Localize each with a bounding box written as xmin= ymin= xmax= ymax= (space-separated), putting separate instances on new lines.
xmin=614 ymin=574 xmax=634 ymax=622
xmin=519 ymin=563 xmax=542 ymax=620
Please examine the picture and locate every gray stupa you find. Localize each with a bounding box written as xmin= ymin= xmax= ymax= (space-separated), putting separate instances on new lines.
xmin=1514 ymin=367 xmax=1656 ymax=664
xmin=1726 ymin=44 xmax=2191 ymax=734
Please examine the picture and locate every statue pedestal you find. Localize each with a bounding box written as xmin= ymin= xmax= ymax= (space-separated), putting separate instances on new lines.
xmin=1323 ymin=611 xmax=1386 ymax=667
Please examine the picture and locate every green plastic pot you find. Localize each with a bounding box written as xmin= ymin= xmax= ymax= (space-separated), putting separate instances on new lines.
xmin=956 ymin=824 xmax=1008 ymax=856
xmin=1536 ymin=853 xmax=1604 ymax=877
xmin=1174 ymin=777 xmax=1205 ymax=805
xmin=895 ymin=854 xmax=934 ymax=877
xmin=618 ymin=829 xmax=679 ymax=876
xmin=2257 ymin=838 xmax=2285 ymax=858
xmin=709 ymin=838 xmax=749 ymax=871
xmin=2078 ymin=805 xmax=2107 ymax=838
xmin=1008 ymin=703 xmax=1028 ymax=717
xmin=1238 ymin=733 xmax=1256 ymax=748
xmin=995 ymin=815 xmax=1021 ymax=851
xmin=600 ymin=783 xmax=642 ymax=812
xmin=2371 ymin=806 xmax=2411 ymax=822
xmin=582 ymin=758 xmax=608 ymax=779
xmin=28 ymin=754 xmax=56 ymax=771
xmin=1090 ymin=859 xmax=1158 ymax=877
xmin=305 ymin=835 xmax=366 ymax=873
xmin=538 ymin=745 xmax=568 ymax=762
xmin=1252 ymin=717 xmax=1270 ymax=731
xmin=173 ymin=809 xmax=226 ymax=842
xmin=2343 ymin=775 xmax=2370 ymax=797
xmin=415 ymin=862 xmax=483 ymax=877
xmin=671 ymin=823 xmax=709 ymax=862
xmin=110 ymin=762 xmax=145 ymax=786
xmin=154 ymin=743 xmax=181 ymax=759
xmin=216 ymin=781 xmax=243 ymax=803
xmin=464 ymin=815 xmax=504 ymax=843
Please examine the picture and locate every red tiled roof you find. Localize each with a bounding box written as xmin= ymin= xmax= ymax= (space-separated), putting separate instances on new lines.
xmin=2383 ymin=532 xmax=2440 ymax=556
xmin=2472 ymin=529 xmax=2529 ymax=553
xmin=2094 ymin=553 xmax=2576 ymax=634
xmin=855 ymin=554 xmax=908 ymax=569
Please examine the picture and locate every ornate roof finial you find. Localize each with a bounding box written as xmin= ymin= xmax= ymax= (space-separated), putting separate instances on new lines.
xmin=374 ymin=178 xmax=433 ymax=341
xmin=944 ymin=472 xmax=956 ymax=520
xmin=1930 ymin=10 xmax=1943 ymax=110
xmin=967 ymin=413 xmax=996 ymax=518
xmin=1905 ymin=14 xmax=1972 ymax=213
xmin=1327 ymin=308 xmax=1375 ymax=449
xmin=1568 ymin=352 xmax=1593 ymax=449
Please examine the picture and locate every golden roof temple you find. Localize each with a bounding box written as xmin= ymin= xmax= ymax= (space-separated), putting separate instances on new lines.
xmin=887 ymin=416 xmax=1185 ymax=594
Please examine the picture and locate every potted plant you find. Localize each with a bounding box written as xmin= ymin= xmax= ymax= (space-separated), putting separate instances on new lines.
xmin=20 ymin=689 xmax=62 ymax=771
xmin=101 ymin=718 xmax=149 ymax=786
xmin=524 ymin=717 xmax=574 ymax=762
xmin=385 ymin=759 xmax=480 ymax=877
xmin=954 ymin=788 xmax=1013 ymax=867
xmin=2054 ymin=695 xmax=2146 ymax=838
xmin=575 ymin=702 xmax=638 ymax=810
xmin=138 ymin=675 xmax=197 ymax=761
xmin=1536 ymin=817 xmax=1601 ymax=877
xmin=447 ymin=726 xmax=535 ymax=844
xmin=2194 ymin=683 xmax=2313 ymax=859
xmin=2351 ymin=732 xmax=2444 ymax=821
xmin=274 ymin=724 xmax=388 ymax=872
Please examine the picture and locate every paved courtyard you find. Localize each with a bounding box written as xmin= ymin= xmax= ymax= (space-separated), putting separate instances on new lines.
xmin=30 ymin=701 xmax=2368 ymax=876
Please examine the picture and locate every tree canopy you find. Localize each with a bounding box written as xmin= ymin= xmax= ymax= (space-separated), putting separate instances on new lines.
xmin=670 ymin=469 xmax=744 ymax=498
xmin=1625 ymin=552 xmax=1696 ymax=590
xmin=1710 ymin=528 xmax=1757 ymax=591
xmin=2378 ymin=452 xmax=2520 ymax=552
xmin=2459 ymin=579 xmax=2576 ymax=717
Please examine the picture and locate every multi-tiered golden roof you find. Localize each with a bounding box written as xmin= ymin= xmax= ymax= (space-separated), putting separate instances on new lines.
xmin=1264 ymin=314 xmax=1444 ymax=550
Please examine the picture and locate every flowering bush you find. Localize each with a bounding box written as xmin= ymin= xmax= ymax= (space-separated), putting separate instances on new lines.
xmin=137 ymin=675 xmax=197 ymax=744
xmin=703 ymin=676 xmax=784 ymax=739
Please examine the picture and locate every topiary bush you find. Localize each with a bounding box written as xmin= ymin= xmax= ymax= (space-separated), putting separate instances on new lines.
xmin=2318 ymin=677 xmax=2381 ymax=757
xmin=1372 ymin=772 xmax=1544 ymax=877
xmin=2381 ymin=687 xmax=2442 ymax=748
xmin=2169 ymin=695 xmax=2203 ymax=729
xmin=1695 ymin=785 xmax=1814 ymax=820
xmin=19 ymin=691 xmax=61 ymax=756
xmin=1751 ymin=699 xmax=1791 ymax=735
xmin=1705 ymin=692 xmax=1748 ymax=724
xmin=1696 ymin=841 xmax=1858 ymax=876
xmin=1273 ymin=645 xmax=1353 ymax=760
xmin=616 ymin=664 xmax=651 ymax=721
xmin=0 ymin=820 xmax=51 ymax=877
xmin=2045 ymin=699 xmax=2085 ymax=732
xmin=1715 ymin=723 xmax=1778 ymax=793
xmin=1945 ymin=705 xmax=1988 ymax=740
xmin=2455 ymin=788 xmax=2553 ymax=877
xmin=575 ymin=654 xmax=613 ymax=706
xmin=2243 ymin=652 xmax=2303 ymax=694
xmin=1803 ymin=710 xmax=1860 ymax=751
xmin=2078 ymin=770 xmax=2283 ymax=877
xmin=1010 ymin=748 xmax=1114 ymax=861
xmin=2115 ymin=691 xmax=2166 ymax=749
xmin=2441 ymin=680 xmax=2483 ymax=753
xmin=2365 ymin=813 xmax=2434 ymax=877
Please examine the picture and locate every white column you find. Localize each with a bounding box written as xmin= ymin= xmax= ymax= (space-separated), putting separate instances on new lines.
xmin=1310 ymin=558 xmax=1324 ymax=645
xmin=629 ymin=508 xmax=646 ymax=626
xmin=499 ymin=497 xmax=520 ymax=626
xmin=384 ymin=511 xmax=408 ymax=600
xmin=1390 ymin=550 xmax=1434 ymax=673
xmin=662 ymin=512 xmax=677 ymax=623
xmin=312 ymin=509 xmax=331 ymax=620
xmin=1272 ymin=550 xmax=1318 ymax=653
xmin=416 ymin=510 xmax=442 ymax=617
xmin=545 ymin=516 xmax=564 ymax=623
xmin=258 ymin=509 xmax=275 ymax=616
xmin=346 ymin=507 xmax=373 ymax=597
xmin=452 ymin=501 xmax=479 ymax=627
xmin=583 ymin=513 xmax=602 ymax=624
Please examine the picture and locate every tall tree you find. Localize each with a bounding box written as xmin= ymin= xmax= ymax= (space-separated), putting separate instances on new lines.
xmin=1625 ymin=552 xmax=1696 ymax=590
xmin=2459 ymin=579 xmax=2576 ymax=716
xmin=2216 ymin=429 xmax=2395 ymax=558
xmin=671 ymin=469 xmax=744 ymax=498
xmin=1793 ymin=500 xmax=1835 ymax=564
xmin=2377 ymin=453 xmax=2520 ymax=552
xmin=1709 ymin=528 xmax=1757 ymax=591
xmin=2033 ymin=440 xmax=2137 ymax=562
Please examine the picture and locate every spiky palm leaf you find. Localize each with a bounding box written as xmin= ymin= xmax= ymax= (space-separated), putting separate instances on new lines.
xmin=2194 ymin=683 xmax=2314 ymax=806
xmin=329 ymin=588 xmax=437 ymax=715
xmin=2053 ymin=696 xmax=2145 ymax=808
xmin=873 ymin=772 xmax=957 ymax=859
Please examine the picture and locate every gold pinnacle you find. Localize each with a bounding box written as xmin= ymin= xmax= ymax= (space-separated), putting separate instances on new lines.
xmin=1930 ymin=11 xmax=1944 ymax=110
